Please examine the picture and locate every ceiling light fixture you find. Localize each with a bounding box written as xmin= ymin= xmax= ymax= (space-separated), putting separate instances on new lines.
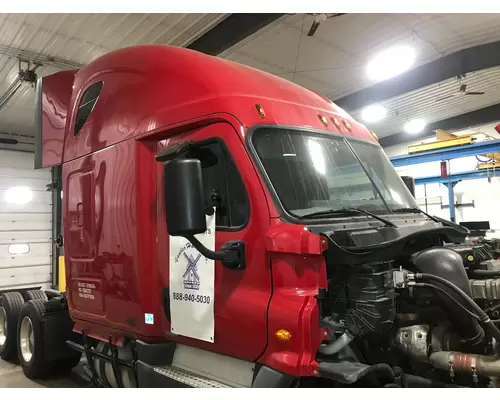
xmin=404 ymin=119 xmax=426 ymax=134
xmin=366 ymin=46 xmax=416 ymax=81
xmin=361 ymin=104 xmax=387 ymax=123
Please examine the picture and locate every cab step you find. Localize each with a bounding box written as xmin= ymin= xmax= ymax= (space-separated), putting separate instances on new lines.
xmin=152 ymin=365 xmax=232 ymax=388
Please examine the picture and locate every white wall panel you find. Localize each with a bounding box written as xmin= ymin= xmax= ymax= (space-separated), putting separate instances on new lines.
xmin=0 ymin=150 xmax=52 ymax=291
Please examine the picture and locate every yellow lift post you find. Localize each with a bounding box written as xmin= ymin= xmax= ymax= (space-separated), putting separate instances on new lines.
xmin=58 ymin=255 xmax=66 ymax=292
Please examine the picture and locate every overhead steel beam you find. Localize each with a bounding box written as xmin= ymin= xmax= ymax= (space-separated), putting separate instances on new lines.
xmin=390 ymin=139 xmax=500 ymax=167
xmin=379 ymin=103 xmax=500 ymax=148
xmin=415 ymin=168 xmax=500 ymax=185
xmin=187 ymin=13 xmax=284 ymax=56
xmin=334 ymin=40 xmax=500 ymax=112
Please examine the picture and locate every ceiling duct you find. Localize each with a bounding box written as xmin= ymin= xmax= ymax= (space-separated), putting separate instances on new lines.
xmin=0 ymin=78 xmax=22 ymax=112
xmin=306 ymin=13 xmax=346 ymax=37
xmin=0 ymin=44 xmax=83 ymax=70
xmin=0 ymin=59 xmax=40 ymax=113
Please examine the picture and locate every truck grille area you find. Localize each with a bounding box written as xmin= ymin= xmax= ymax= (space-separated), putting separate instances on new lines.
xmin=326 ymin=261 xmax=396 ymax=336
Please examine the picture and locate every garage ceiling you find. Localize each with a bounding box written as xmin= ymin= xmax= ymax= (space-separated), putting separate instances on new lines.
xmin=219 ymin=13 xmax=500 ymax=144
xmin=2 ymin=13 xmax=500 ymax=153
xmin=0 ymin=13 xmax=229 ymax=152
xmin=349 ymin=66 xmax=500 ymax=137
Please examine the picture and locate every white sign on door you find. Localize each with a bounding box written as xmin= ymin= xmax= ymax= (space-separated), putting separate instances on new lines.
xmin=169 ymin=210 xmax=215 ymax=343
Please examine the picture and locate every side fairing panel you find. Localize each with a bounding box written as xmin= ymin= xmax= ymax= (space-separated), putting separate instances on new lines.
xmin=63 ymin=138 xmax=163 ymax=339
xmin=35 ymin=70 xmax=78 ymax=169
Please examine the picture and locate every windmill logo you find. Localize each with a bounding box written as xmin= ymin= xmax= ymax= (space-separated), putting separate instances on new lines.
xmin=183 ymin=253 xmax=201 ymax=290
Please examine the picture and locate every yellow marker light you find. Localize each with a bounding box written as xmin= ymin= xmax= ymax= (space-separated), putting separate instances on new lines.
xmin=331 ymin=117 xmax=341 ymax=130
xmin=318 ymin=115 xmax=328 ymax=127
xmin=343 ymin=120 xmax=352 ymax=132
xmin=467 ymin=255 xmax=474 ymax=262
xmin=275 ymin=329 xmax=292 ymax=341
xmin=255 ymin=104 xmax=266 ymax=119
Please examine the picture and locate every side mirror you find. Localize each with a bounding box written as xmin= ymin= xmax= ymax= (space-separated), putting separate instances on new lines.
xmin=164 ymin=158 xmax=207 ymax=236
xmin=163 ymin=158 xmax=245 ymax=270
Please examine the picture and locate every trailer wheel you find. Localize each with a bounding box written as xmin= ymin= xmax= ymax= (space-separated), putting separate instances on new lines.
xmin=0 ymin=292 xmax=25 ymax=360
xmin=17 ymin=300 xmax=52 ymax=379
xmin=23 ymin=290 xmax=48 ymax=302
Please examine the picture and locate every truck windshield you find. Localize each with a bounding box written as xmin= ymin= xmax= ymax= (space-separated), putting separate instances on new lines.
xmin=251 ymin=127 xmax=417 ymax=218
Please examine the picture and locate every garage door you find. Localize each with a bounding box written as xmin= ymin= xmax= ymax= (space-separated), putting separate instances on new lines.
xmin=0 ymin=150 xmax=52 ymax=291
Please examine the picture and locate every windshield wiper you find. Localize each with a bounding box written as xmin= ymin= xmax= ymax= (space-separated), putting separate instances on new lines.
xmin=394 ymin=208 xmax=470 ymax=234
xmin=392 ymin=207 xmax=440 ymax=223
xmin=298 ymin=207 xmax=397 ymax=228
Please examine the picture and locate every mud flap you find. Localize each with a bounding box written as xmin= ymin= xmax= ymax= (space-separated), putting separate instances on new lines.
xmin=41 ymin=308 xmax=80 ymax=363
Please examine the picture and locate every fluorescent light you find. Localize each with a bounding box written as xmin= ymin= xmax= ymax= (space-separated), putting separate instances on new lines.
xmin=361 ymin=104 xmax=387 ymax=123
xmin=404 ymin=119 xmax=426 ymax=134
xmin=366 ymin=46 xmax=416 ymax=81
xmin=283 ymin=153 xmax=296 ymax=157
xmin=5 ymin=186 xmax=33 ymax=205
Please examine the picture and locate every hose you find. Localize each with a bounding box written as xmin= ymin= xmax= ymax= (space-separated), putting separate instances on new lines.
xmin=415 ymin=273 xmax=500 ymax=342
xmin=318 ymin=361 xmax=397 ymax=386
xmin=485 ymin=302 xmax=500 ymax=314
xmin=430 ymin=351 xmax=500 ymax=378
xmin=470 ymin=269 xmax=500 ymax=278
xmin=393 ymin=366 xmax=406 ymax=388
xmin=318 ymin=332 xmax=354 ymax=355
xmin=404 ymin=374 xmax=463 ymax=388
xmin=365 ymin=363 xmax=396 ymax=385
xmin=411 ymin=282 xmax=481 ymax=320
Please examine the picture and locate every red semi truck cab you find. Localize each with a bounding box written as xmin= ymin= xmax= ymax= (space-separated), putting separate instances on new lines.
xmin=31 ymin=44 xmax=436 ymax=388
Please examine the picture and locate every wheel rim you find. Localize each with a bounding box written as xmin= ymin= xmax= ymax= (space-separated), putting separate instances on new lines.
xmin=0 ymin=307 xmax=7 ymax=346
xmin=20 ymin=316 xmax=34 ymax=363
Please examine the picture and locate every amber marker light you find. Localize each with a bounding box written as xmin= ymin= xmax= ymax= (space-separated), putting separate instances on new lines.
xmin=255 ymin=104 xmax=266 ymax=119
xmin=275 ymin=329 xmax=292 ymax=341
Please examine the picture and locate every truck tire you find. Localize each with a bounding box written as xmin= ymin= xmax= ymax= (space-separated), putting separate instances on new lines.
xmin=0 ymin=292 xmax=25 ymax=360
xmin=23 ymin=290 xmax=48 ymax=302
xmin=17 ymin=300 xmax=52 ymax=379
xmin=54 ymin=353 xmax=82 ymax=375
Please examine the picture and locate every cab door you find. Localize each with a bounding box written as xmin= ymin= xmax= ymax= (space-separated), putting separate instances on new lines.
xmin=157 ymin=121 xmax=272 ymax=361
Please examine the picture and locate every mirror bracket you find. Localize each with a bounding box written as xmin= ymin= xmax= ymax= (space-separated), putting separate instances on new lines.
xmin=185 ymin=235 xmax=246 ymax=270
xmin=156 ymin=141 xmax=194 ymax=162
xmin=220 ymin=240 xmax=246 ymax=270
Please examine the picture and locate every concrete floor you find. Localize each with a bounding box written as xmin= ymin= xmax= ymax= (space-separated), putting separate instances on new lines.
xmin=0 ymin=358 xmax=91 ymax=388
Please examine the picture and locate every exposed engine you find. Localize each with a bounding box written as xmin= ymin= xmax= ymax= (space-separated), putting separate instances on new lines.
xmin=315 ymin=223 xmax=500 ymax=388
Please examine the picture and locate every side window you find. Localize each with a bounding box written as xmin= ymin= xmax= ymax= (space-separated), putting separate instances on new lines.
xmin=192 ymin=141 xmax=249 ymax=229
xmin=74 ymin=81 xmax=103 ymax=135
